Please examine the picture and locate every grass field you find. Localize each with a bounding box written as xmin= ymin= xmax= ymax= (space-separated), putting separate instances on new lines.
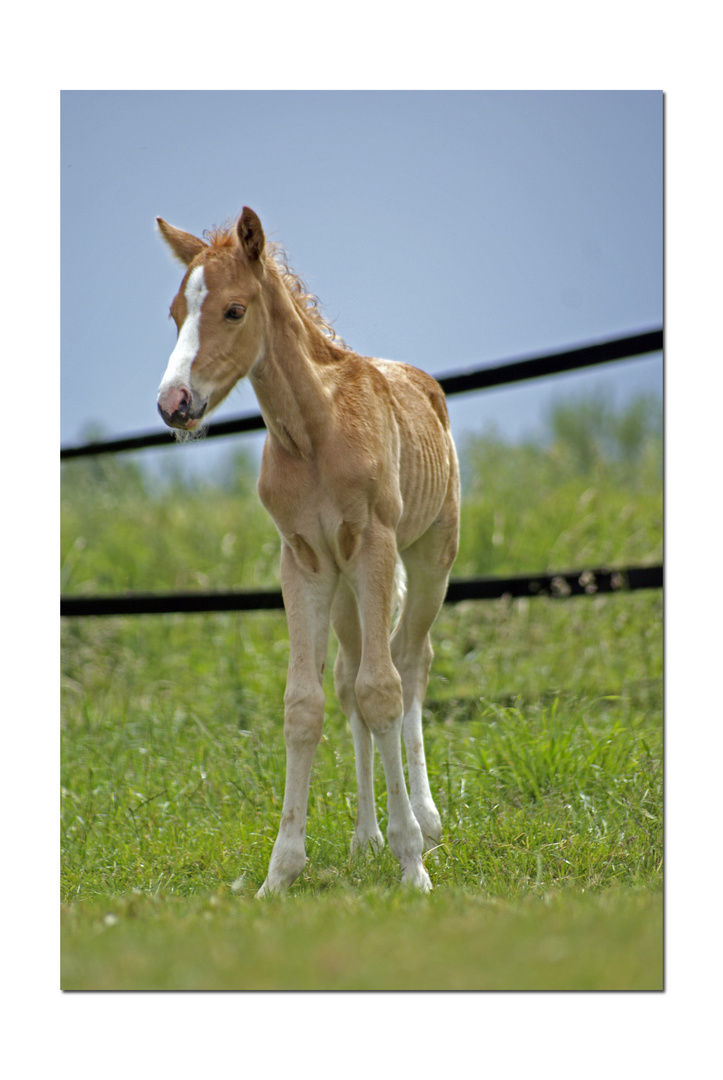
xmin=60 ymin=394 xmax=663 ymax=991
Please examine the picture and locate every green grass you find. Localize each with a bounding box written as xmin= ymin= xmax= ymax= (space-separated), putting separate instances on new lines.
xmin=61 ymin=888 xmax=662 ymax=991
xmin=60 ymin=395 xmax=663 ymax=991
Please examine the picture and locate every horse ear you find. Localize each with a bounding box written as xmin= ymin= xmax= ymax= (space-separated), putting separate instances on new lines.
xmin=156 ymin=218 xmax=207 ymax=265
xmin=236 ymin=207 xmax=265 ymax=263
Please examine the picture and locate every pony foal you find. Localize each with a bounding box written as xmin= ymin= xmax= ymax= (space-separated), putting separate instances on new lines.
xmin=156 ymin=207 xmax=460 ymax=894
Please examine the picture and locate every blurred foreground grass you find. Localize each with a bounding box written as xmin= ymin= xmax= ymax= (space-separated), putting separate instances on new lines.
xmin=61 ymin=887 xmax=662 ymax=991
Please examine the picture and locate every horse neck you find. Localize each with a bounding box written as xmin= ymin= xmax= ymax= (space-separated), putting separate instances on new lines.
xmin=249 ymin=275 xmax=342 ymax=459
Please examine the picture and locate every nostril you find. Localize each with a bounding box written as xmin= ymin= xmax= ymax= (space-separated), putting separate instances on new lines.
xmin=176 ymin=387 xmax=190 ymax=418
xmin=158 ymin=385 xmax=191 ymax=419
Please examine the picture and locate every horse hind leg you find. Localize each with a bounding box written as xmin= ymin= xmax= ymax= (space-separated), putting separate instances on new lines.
xmin=392 ymin=636 xmax=442 ymax=849
xmin=392 ymin=523 xmax=458 ymax=850
xmin=401 ymin=674 xmax=442 ymax=850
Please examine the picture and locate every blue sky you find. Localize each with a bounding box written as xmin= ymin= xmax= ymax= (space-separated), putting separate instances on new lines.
xmin=61 ymin=90 xmax=662 ymax=472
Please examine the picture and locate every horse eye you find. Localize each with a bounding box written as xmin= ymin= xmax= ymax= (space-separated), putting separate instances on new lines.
xmin=225 ymin=304 xmax=246 ymax=321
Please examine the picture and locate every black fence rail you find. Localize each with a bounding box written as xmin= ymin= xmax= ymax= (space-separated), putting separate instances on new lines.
xmin=60 ymin=329 xmax=663 ymax=460
xmin=60 ymin=328 xmax=663 ymax=617
xmin=60 ymin=565 xmax=663 ymax=619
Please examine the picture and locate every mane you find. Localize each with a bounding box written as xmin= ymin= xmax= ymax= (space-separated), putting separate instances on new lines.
xmin=203 ymin=223 xmax=237 ymax=251
xmin=202 ymin=222 xmax=348 ymax=349
xmin=267 ymin=242 xmax=349 ymax=348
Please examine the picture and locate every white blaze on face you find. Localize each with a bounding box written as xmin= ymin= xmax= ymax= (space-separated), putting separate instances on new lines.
xmin=157 ymin=264 xmax=208 ymax=397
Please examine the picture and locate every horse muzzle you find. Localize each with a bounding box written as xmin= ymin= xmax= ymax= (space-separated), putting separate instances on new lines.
xmin=157 ymin=385 xmax=208 ymax=430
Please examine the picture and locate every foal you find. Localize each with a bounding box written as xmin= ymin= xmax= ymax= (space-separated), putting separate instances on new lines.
xmin=156 ymin=207 xmax=460 ymax=894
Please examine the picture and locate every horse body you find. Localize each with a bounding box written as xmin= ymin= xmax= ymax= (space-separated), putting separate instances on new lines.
xmin=156 ymin=208 xmax=459 ymax=894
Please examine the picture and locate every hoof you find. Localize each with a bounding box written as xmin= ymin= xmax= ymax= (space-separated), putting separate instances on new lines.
xmin=401 ymin=864 xmax=433 ymax=892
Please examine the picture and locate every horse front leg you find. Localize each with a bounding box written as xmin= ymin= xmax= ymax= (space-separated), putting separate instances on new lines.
xmin=256 ymin=543 xmax=337 ymax=897
xmin=331 ymin=577 xmax=384 ymax=855
xmin=350 ymin=522 xmax=431 ymax=892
